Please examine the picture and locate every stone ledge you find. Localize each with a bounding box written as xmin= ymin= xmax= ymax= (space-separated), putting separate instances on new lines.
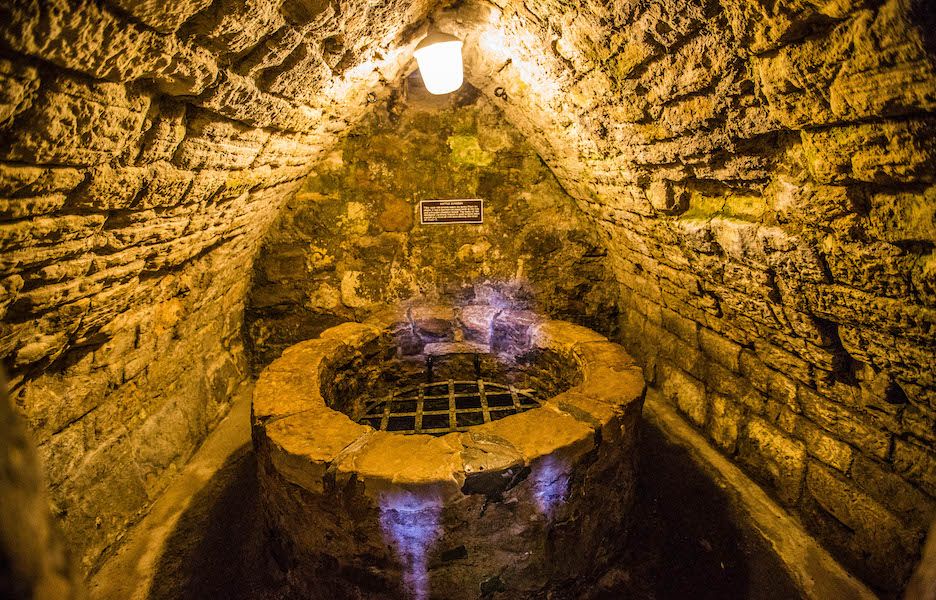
xmin=644 ymin=392 xmax=878 ymax=600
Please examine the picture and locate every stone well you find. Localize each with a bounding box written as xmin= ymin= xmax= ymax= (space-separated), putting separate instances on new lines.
xmin=252 ymin=305 xmax=646 ymax=599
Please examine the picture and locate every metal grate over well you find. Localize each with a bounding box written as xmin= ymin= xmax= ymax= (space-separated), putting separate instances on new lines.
xmin=359 ymin=379 xmax=541 ymax=435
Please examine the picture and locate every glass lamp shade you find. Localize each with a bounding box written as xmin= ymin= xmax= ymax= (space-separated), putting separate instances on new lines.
xmin=413 ymin=31 xmax=464 ymax=95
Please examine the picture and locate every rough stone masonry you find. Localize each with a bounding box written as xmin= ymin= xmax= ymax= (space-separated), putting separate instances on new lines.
xmin=247 ymin=75 xmax=620 ymax=367
xmin=0 ymin=0 xmax=437 ymax=572
xmin=0 ymin=0 xmax=934 ymax=596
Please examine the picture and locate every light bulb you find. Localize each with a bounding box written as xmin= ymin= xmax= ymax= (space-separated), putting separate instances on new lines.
xmin=413 ymin=31 xmax=464 ymax=95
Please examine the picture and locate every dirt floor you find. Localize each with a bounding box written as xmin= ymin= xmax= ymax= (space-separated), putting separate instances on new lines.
xmin=137 ymin=420 xmax=800 ymax=600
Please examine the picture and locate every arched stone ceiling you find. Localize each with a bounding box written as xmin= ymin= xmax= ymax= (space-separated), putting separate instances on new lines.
xmin=0 ymin=0 xmax=935 ymax=589
xmin=2 ymin=0 xmax=933 ymax=387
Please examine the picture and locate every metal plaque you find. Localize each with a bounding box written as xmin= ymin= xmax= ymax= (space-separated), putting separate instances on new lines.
xmin=419 ymin=199 xmax=483 ymax=224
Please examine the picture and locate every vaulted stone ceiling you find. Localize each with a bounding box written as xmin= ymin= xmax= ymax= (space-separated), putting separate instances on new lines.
xmin=0 ymin=0 xmax=934 ymax=593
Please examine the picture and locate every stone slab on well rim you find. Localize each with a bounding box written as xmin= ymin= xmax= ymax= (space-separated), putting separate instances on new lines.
xmin=252 ymin=338 xmax=343 ymax=422
xmin=266 ymin=408 xmax=370 ymax=493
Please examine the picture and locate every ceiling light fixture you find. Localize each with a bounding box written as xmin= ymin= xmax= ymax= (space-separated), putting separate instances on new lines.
xmin=413 ymin=29 xmax=464 ymax=95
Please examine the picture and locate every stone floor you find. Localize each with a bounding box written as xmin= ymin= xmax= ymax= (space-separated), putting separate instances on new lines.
xmin=88 ymin=386 xmax=867 ymax=600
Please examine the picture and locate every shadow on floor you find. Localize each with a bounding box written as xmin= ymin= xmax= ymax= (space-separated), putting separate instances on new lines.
xmin=148 ymin=420 xmax=800 ymax=600
xmin=148 ymin=444 xmax=293 ymax=600
xmin=592 ymin=422 xmax=800 ymax=600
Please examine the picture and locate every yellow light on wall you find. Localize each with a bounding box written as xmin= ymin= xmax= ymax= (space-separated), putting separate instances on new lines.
xmin=413 ymin=30 xmax=464 ymax=95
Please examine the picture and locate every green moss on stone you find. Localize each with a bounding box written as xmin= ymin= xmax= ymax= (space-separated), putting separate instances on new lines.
xmin=680 ymin=193 xmax=725 ymax=221
xmin=448 ymin=134 xmax=494 ymax=167
xmin=722 ymin=194 xmax=767 ymax=220
xmin=680 ymin=191 xmax=766 ymax=222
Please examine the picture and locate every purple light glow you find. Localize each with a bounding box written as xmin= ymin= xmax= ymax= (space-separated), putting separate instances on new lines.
xmin=465 ymin=284 xmax=529 ymax=315
xmin=379 ymin=491 xmax=443 ymax=600
xmin=531 ymin=455 xmax=570 ymax=517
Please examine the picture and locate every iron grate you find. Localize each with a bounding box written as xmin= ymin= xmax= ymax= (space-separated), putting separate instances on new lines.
xmin=359 ymin=379 xmax=540 ymax=435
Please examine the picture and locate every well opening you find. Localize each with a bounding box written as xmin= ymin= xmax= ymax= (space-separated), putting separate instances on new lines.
xmin=359 ymin=379 xmax=542 ymax=434
xmin=323 ymin=306 xmax=582 ymax=435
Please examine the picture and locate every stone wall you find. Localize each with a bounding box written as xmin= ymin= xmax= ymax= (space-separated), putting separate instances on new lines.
xmin=0 ymin=369 xmax=84 ymax=600
xmin=1 ymin=0 xmax=933 ymax=593
xmin=0 ymin=0 xmax=435 ymax=571
xmin=435 ymin=0 xmax=936 ymax=593
xmin=247 ymin=76 xmax=618 ymax=367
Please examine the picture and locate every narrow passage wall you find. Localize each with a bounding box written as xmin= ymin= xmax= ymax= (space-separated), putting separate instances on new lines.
xmin=0 ymin=0 xmax=433 ymax=569
xmin=441 ymin=0 xmax=936 ymax=593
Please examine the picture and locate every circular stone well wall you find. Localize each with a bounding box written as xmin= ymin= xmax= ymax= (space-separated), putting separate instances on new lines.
xmin=252 ymin=305 xmax=646 ymax=599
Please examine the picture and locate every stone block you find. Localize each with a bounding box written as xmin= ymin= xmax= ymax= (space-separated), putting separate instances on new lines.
xmin=806 ymin=284 xmax=935 ymax=345
xmin=491 ymin=310 xmax=537 ymax=354
xmin=828 ymin=0 xmax=936 ymax=120
xmin=0 ymin=274 xmax=23 ymax=318
xmin=530 ymin=320 xmax=607 ymax=352
xmin=259 ymin=42 xmax=332 ymax=104
xmin=103 ymin=0 xmax=213 ymax=33
xmin=638 ymin=29 xmax=728 ymax=106
xmin=0 ymin=164 xmax=83 ymax=197
xmin=130 ymin=396 xmax=203 ymax=496
xmin=752 ymin=341 xmax=813 ymax=385
xmin=135 ymin=164 xmax=196 ymax=209
xmin=646 ymin=179 xmax=688 ymax=214
xmin=266 ymin=409 xmax=370 ymax=494
xmin=1 ymin=75 xmax=150 ymax=166
xmin=798 ymin=385 xmax=892 ymax=460
xmin=797 ymin=419 xmax=854 ymax=473
xmin=903 ymin=404 xmax=936 ymax=445
xmin=184 ymin=0 xmax=286 ymax=57
xmin=707 ymin=393 xmax=743 ymax=453
xmin=655 ymin=326 xmax=705 ymax=379
xmin=254 ymin=131 xmax=323 ymax=167
xmin=867 ymin=185 xmax=936 ymax=245
xmin=659 ymin=363 xmax=707 ymax=427
xmin=803 ymin=461 xmax=918 ymax=591
xmin=195 ymin=71 xmax=321 ymax=132
xmin=851 ymin=455 xmax=936 ymax=530
xmin=0 ymin=194 xmax=67 ymax=221
xmin=769 ymin=176 xmax=855 ymax=225
xmin=67 ymin=165 xmax=147 ymax=211
xmin=0 ymin=214 xmax=105 ymax=253
xmin=36 ymin=423 xmax=86 ymax=490
xmin=97 ymin=214 xmax=189 ymax=252
xmin=660 ymin=305 xmax=697 ymax=344
xmin=701 ymin=361 xmax=746 ymax=400
xmin=738 ymin=417 xmax=806 ymax=506
xmin=698 ymin=327 xmax=741 ymax=372
xmin=235 ymin=25 xmax=308 ymax=78
xmin=766 ymin=369 xmax=799 ymax=413
xmin=54 ymin=436 xmax=149 ymax=569
xmin=16 ymin=369 xmax=112 ymax=442
xmin=629 ymin=292 xmax=663 ymax=325
xmin=801 ymin=118 xmax=936 ymax=185
xmin=173 ymin=112 xmax=269 ymax=170
xmin=893 ymin=438 xmax=936 ymax=498
xmin=0 ymin=58 xmax=39 ymax=127
xmin=24 ymin=256 xmax=93 ymax=287
xmin=0 ymin=239 xmax=94 ymax=286
xmin=136 ymin=101 xmax=187 ymax=164
xmin=819 ymin=237 xmax=916 ymax=300
xmin=755 ymin=0 xmax=936 ymax=127
xmin=0 ymin=0 xmax=218 ymax=95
